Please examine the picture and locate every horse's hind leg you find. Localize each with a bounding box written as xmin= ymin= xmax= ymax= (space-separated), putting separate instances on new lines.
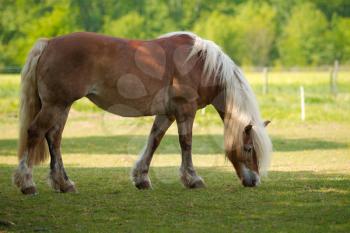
xmin=45 ymin=106 xmax=76 ymax=193
xmin=13 ymin=153 xmax=36 ymax=195
xmin=13 ymin=105 xmax=63 ymax=194
xmin=132 ymin=115 xmax=175 ymax=189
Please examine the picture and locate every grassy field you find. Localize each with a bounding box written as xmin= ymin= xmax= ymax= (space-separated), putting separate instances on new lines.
xmin=0 ymin=72 xmax=349 ymax=232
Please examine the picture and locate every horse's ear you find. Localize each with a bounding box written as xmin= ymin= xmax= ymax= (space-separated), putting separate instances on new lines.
xmin=244 ymin=124 xmax=253 ymax=134
xmin=264 ymin=120 xmax=271 ymax=127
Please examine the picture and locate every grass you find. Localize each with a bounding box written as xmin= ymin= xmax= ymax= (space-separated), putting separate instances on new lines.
xmin=0 ymin=167 xmax=349 ymax=232
xmin=0 ymin=72 xmax=350 ymax=232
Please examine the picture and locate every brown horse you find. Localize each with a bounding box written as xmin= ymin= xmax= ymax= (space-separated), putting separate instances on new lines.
xmin=13 ymin=31 xmax=272 ymax=195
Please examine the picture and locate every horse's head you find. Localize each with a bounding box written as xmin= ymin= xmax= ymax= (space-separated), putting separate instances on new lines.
xmin=229 ymin=120 xmax=271 ymax=187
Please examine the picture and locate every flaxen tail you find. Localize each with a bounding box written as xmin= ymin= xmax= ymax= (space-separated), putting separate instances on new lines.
xmin=18 ymin=39 xmax=49 ymax=165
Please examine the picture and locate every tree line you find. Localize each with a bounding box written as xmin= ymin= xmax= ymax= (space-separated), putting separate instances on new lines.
xmin=0 ymin=0 xmax=349 ymax=69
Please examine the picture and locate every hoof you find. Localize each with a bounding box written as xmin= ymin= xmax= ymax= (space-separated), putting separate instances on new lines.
xmin=135 ymin=179 xmax=152 ymax=190
xmin=48 ymin=175 xmax=76 ymax=193
xmin=190 ymin=178 xmax=206 ymax=189
xmin=21 ymin=186 xmax=37 ymax=195
xmin=61 ymin=185 xmax=77 ymax=193
xmin=182 ymin=176 xmax=206 ymax=189
xmin=132 ymin=167 xmax=152 ymax=190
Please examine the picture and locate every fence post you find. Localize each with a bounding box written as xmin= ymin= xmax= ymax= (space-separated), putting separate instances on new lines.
xmin=263 ymin=67 xmax=268 ymax=94
xmin=300 ymin=86 xmax=305 ymax=121
xmin=330 ymin=60 xmax=339 ymax=96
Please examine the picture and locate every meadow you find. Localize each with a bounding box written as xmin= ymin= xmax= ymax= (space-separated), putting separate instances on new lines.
xmin=0 ymin=71 xmax=349 ymax=232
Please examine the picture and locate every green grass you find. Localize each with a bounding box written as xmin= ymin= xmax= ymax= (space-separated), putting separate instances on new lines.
xmin=0 ymin=72 xmax=350 ymax=232
xmin=0 ymin=166 xmax=349 ymax=232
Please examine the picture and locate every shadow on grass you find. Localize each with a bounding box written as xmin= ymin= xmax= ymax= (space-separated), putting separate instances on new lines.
xmin=0 ymin=134 xmax=348 ymax=156
xmin=0 ymin=165 xmax=349 ymax=232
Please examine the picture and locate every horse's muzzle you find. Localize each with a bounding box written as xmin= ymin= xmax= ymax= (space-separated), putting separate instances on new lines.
xmin=241 ymin=171 xmax=260 ymax=187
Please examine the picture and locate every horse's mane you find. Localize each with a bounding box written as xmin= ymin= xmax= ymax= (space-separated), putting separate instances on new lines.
xmin=160 ymin=31 xmax=272 ymax=174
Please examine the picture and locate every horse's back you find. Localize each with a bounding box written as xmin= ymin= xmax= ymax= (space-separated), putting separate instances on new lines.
xmin=36 ymin=32 xmax=199 ymax=115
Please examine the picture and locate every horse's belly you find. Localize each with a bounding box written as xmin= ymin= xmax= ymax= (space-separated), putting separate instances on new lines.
xmin=86 ymin=88 xmax=169 ymax=117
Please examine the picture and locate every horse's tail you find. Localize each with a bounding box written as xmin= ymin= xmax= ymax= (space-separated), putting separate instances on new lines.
xmin=18 ymin=39 xmax=49 ymax=165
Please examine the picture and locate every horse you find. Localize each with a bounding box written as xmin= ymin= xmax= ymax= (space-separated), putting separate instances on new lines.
xmin=13 ymin=31 xmax=272 ymax=195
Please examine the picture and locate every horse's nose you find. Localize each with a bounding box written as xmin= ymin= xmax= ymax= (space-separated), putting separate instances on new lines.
xmin=251 ymin=178 xmax=257 ymax=186
xmin=242 ymin=176 xmax=260 ymax=187
xmin=242 ymin=179 xmax=256 ymax=187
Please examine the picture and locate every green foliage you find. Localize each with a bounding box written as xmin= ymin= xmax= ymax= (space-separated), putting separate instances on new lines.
xmin=330 ymin=16 xmax=350 ymax=62
xmin=231 ymin=1 xmax=277 ymax=66
xmin=278 ymin=3 xmax=330 ymax=66
xmin=0 ymin=0 xmax=78 ymax=65
xmin=0 ymin=0 xmax=350 ymax=68
xmin=103 ymin=12 xmax=146 ymax=39
xmin=194 ymin=1 xmax=276 ymax=66
xmin=193 ymin=12 xmax=238 ymax=61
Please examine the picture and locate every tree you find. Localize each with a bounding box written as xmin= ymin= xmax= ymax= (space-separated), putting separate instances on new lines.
xmin=232 ymin=1 xmax=277 ymax=66
xmin=193 ymin=1 xmax=276 ymax=66
xmin=330 ymin=16 xmax=350 ymax=63
xmin=193 ymin=12 xmax=240 ymax=63
xmin=313 ymin=0 xmax=350 ymax=20
xmin=0 ymin=0 xmax=77 ymax=66
xmin=103 ymin=12 xmax=146 ymax=39
xmin=278 ymin=2 xmax=329 ymax=66
xmin=0 ymin=0 xmax=349 ymax=68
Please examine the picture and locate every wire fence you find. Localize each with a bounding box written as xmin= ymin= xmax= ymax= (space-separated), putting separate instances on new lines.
xmin=0 ymin=66 xmax=22 ymax=74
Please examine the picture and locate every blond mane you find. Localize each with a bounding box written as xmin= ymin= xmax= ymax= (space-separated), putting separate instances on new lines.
xmin=161 ymin=31 xmax=273 ymax=174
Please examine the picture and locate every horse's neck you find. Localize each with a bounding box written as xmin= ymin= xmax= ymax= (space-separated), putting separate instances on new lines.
xmin=211 ymin=87 xmax=227 ymax=122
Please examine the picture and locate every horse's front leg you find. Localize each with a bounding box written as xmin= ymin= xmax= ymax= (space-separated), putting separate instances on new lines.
xmin=176 ymin=111 xmax=205 ymax=188
xmin=132 ymin=115 xmax=175 ymax=189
